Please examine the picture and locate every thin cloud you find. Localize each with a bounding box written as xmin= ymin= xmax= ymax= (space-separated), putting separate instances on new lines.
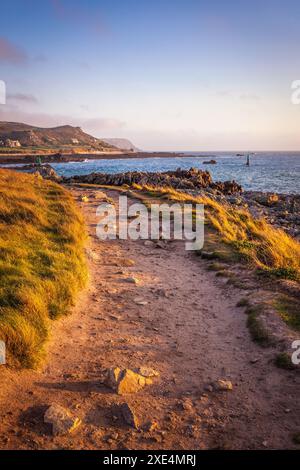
xmin=7 ymin=93 xmax=39 ymax=104
xmin=34 ymin=54 xmax=47 ymax=63
xmin=215 ymin=90 xmax=232 ymax=98
xmin=240 ymin=93 xmax=260 ymax=101
xmin=50 ymin=0 xmax=106 ymax=35
xmin=0 ymin=37 xmax=28 ymax=64
xmin=82 ymin=117 xmax=125 ymax=131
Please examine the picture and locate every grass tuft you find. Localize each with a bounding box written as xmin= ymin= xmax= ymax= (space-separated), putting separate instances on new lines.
xmin=293 ymin=433 xmax=300 ymax=445
xmin=236 ymin=298 xmax=251 ymax=308
xmin=275 ymin=353 xmax=295 ymax=370
xmin=245 ymin=304 xmax=270 ymax=346
xmin=0 ymin=170 xmax=88 ymax=367
xmin=273 ymin=295 xmax=300 ymax=331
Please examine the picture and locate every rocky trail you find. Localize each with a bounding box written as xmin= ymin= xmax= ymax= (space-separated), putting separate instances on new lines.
xmin=0 ymin=187 xmax=299 ymax=450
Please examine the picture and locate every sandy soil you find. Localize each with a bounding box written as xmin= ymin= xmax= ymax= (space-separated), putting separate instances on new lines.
xmin=0 ymin=188 xmax=299 ymax=450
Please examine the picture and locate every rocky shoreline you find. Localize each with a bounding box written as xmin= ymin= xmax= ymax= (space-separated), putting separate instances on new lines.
xmin=9 ymin=164 xmax=300 ymax=240
xmin=64 ymin=167 xmax=243 ymax=194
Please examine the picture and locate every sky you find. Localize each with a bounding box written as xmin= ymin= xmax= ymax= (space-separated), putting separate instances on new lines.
xmin=1 ymin=0 xmax=300 ymax=150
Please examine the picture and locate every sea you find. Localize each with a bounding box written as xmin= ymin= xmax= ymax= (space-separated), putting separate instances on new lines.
xmin=51 ymin=152 xmax=300 ymax=195
xmin=1 ymin=151 xmax=299 ymax=195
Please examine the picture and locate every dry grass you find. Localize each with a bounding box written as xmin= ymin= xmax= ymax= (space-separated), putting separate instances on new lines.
xmin=0 ymin=170 xmax=88 ymax=367
xmin=132 ymin=184 xmax=300 ymax=282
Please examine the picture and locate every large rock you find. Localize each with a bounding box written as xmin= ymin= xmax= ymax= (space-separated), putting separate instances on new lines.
xmin=44 ymin=404 xmax=81 ymax=435
xmin=105 ymin=367 xmax=157 ymax=395
xmin=38 ymin=164 xmax=61 ymax=181
xmin=17 ymin=163 xmax=61 ymax=181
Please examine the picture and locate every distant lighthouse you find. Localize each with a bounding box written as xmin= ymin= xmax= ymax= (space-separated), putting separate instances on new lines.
xmin=246 ymin=154 xmax=250 ymax=166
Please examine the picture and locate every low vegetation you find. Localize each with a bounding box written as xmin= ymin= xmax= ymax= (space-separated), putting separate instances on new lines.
xmin=273 ymin=294 xmax=300 ymax=331
xmin=245 ymin=305 xmax=271 ymax=346
xmin=0 ymin=170 xmax=88 ymax=367
xmin=236 ymin=298 xmax=251 ymax=308
xmin=275 ymin=352 xmax=295 ymax=370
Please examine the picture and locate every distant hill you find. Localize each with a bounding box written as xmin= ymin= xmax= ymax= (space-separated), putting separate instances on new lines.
xmin=0 ymin=122 xmax=117 ymax=151
xmin=102 ymin=138 xmax=140 ymax=152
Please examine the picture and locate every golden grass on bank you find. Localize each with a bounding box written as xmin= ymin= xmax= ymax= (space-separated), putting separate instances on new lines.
xmin=0 ymin=170 xmax=88 ymax=367
xmin=132 ymin=184 xmax=300 ymax=281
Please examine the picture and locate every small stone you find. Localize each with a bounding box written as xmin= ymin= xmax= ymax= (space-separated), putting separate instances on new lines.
xmin=109 ymin=314 xmax=122 ymax=321
xmin=181 ymin=399 xmax=193 ymax=411
xmin=143 ymin=420 xmax=159 ymax=432
xmin=85 ymin=249 xmax=99 ymax=261
xmin=121 ymin=403 xmax=139 ymax=429
xmin=134 ymin=297 xmax=148 ymax=306
xmin=119 ymin=258 xmax=135 ymax=267
xmin=156 ymin=241 xmax=166 ymax=249
xmin=215 ymin=379 xmax=233 ymax=391
xmin=155 ymin=288 xmax=168 ymax=297
xmin=144 ymin=240 xmax=155 ymax=247
xmin=93 ymin=191 xmax=110 ymax=200
xmin=124 ymin=277 xmax=139 ymax=284
xmin=153 ymin=434 xmax=163 ymax=443
xmin=106 ymin=432 xmax=119 ymax=441
xmin=200 ymin=251 xmax=215 ymax=260
xmin=105 ymin=367 xmax=154 ymax=395
xmin=186 ymin=424 xmax=198 ymax=437
xmin=44 ymin=404 xmax=81 ymax=436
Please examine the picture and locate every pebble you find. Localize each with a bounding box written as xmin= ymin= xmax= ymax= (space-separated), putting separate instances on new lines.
xmin=124 ymin=277 xmax=139 ymax=284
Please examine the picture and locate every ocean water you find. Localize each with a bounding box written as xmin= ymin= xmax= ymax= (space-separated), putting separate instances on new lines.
xmin=51 ymin=152 xmax=298 ymax=194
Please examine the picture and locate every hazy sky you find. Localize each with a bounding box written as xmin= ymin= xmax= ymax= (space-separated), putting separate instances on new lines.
xmin=1 ymin=0 xmax=300 ymax=150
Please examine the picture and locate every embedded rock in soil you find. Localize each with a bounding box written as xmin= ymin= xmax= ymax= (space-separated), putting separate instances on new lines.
xmin=144 ymin=240 xmax=155 ymax=247
xmin=215 ymin=379 xmax=233 ymax=391
xmin=105 ymin=367 xmax=155 ymax=394
xmin=123 ymin=277 xmax=139 ymax=284
xmin=44 ymin=404 xmax=81 ymax=436
xmin=85 ymin=248 xmax=100 ymax=261
xmin=121 ymin=403 xmax=139 ymax=429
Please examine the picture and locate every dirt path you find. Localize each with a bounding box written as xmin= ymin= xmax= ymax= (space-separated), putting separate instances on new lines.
xmin=0 ymin=188 xmax=299 ymax=450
